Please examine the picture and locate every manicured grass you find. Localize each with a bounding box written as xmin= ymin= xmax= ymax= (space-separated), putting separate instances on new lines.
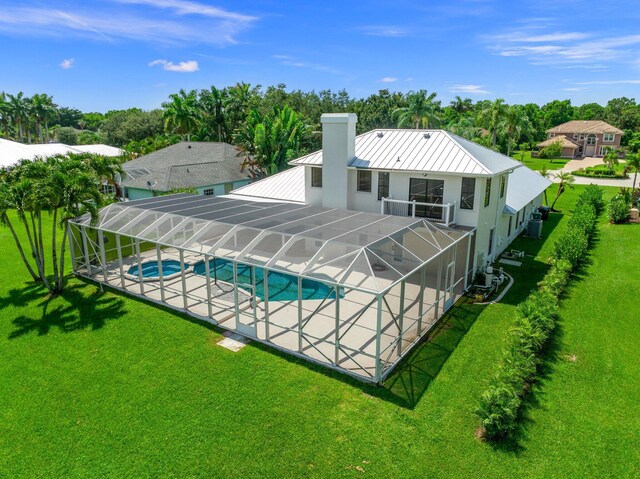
xmin=1 ymin=186 xmax=639 ymax=478
xmin=513 ymin=150 xmax=570 ymax=171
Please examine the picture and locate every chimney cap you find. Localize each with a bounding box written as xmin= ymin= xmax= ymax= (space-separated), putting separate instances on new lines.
xmin=321 ymin=113 xmax=358 ymax=124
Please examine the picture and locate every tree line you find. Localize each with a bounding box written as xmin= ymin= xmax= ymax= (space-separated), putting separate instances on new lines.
xmin=3 ymin=85 xmax=640 ymax=174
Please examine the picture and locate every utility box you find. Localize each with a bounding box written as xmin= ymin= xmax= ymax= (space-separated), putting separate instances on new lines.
xmin=527 ymin=219 xmax=543 ymax=238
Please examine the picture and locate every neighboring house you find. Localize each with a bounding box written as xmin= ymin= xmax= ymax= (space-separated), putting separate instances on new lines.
xmin=119 ymin=142 xmax=251 ymax=200
xmin=539 ymin=120 xmax=623 ymax=158
xmin=0 ymin=138 xmax=123 ymax=168
xmin=232 ymin=113 xmax=551 ymax=273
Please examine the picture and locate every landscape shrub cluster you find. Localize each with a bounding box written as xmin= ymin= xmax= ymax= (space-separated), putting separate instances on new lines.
xmin=573 ymin=166 xmax=628 ymax=179
xmin=608 ymin=195 xmax=630 ymax=223
xmin=476 ymin=185 xmax=604 ymax=440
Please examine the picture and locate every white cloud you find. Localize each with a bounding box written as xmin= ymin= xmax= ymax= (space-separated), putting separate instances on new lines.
xmin=60 ymin=58 xmax=75 ymax=69
xmin=449 ymin=84 xmax=490 ymax=94
xmin=272 ymin=55 xmax=343 ymax=76
xmin=149 ymin=59 xmax=199 ymax=72
xmin=574 ymin=79 xmax=640 ymax=85
xmin=485 ymin=27 xmax=640 ymax=66
xmin=0 ymin=2 xmax=257 ymax=46
xmin=115 ymin=0 xmax=256 ymax=22
xmin=379 ymin=77 xmax=398 ymax=83
xmin=561 ymin=87 xmax=587 ymax=91
xmin=358 ymin=25 xmax=411 ymax=37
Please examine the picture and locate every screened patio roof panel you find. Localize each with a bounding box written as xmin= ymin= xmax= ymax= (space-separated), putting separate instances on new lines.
xmin=73 ymin=194 xmax=472 ymax=293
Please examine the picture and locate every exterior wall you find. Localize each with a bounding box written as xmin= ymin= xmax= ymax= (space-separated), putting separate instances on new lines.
xmin=125 ymin=180 xmax=251 ymax=201
xmin=305 ymin=167 xmax=323 ymax=206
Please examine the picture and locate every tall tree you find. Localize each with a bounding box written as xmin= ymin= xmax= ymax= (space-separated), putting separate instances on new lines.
xmin=450 ymin=96 xmax=473 ymax=116
xmin=392 ymin=90 xmax=441 ymax=129
xmin=30 ymin=93 xmax=57 ymax=143
xmin=162 ymin=89 xmax=199 ymax=141
xmin=0 ymin=91 xmax=10 ymax=139
xmin=626 ymin=153 xmax=640 ymax=191
xmin=8 ymin=92 xmax=28 ymax=142
xmin=199 ymin=86 xmax=228 ymax=142
xmin=502 ymin=105 xmax=534 ymax=156
xmin=479 ymin=99 xmax=508 ymax=147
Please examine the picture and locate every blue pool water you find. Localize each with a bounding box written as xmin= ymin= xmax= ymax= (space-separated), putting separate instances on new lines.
xmin=128 ymin=260 xmax=185 ymax=278
xmin=192 ymin=258 xmax=335 ymax=301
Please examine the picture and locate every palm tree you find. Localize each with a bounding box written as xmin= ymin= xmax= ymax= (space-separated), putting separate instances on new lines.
xmin=550 ymin=172 xmax=575 ymax=211
xmin=199 ymin=86 xmax=228 ymax=142
xmin=539 ymin=166 xmax=551 ymax=205
xmin=82 ymin=153 xmax=124 ymax=196
xmin=0 ymin=91 xmax=10 ymax=139
xmin=30 ymin=93 xmax=57 ymax=143
xmin=393 ymin=90 xmax=441 ymax=129
xmin=450 ymin=96 xmax=473 ymax=116
xmin=626 ymin=153 xmax=640 ymax=192
xmin=502 ymin=105 xmax=533 ymax=156
xmin=8 ymin=92 xmax=28 ymax=142
xmin=0 ymin=181 xmax=40 ymax=281
xmin=162 ymin=89 xmax=199 ymax=141
xmin=479 ymin=99 xmax=508 ymax=148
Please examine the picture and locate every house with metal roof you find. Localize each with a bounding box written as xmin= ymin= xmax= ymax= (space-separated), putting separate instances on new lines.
xmin=540 ymin=120 xmax=623 ymax=158
xmin=119 ymin=142 xmax=251 ymax=200
xmin=232 ymin=113 xmax=551 ymax=270
xmin=0 ymin=138 xmax=123 ymax=168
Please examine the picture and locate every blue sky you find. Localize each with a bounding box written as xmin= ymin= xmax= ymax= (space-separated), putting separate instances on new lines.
xmin=1 ymin=0 xmax=639 ymax=112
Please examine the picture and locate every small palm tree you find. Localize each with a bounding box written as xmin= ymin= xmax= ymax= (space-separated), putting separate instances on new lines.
xmin=393 ymin=90 xmax=441 ymax=129
xmin=625 ymin=153 xmax=640 ymax=191
xmin=550 ymin=172 xmax=575 ymax=211
xmin=479 ymin=99 xmax=508 ymax=148
xmin=539 ymin=166 xmax=551 ymax=205
xmin=162 ymin=89 xmax=200 ymax=141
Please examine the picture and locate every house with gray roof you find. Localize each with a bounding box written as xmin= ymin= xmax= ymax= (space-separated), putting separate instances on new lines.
xmin=119 ymin=142 xmax=251 ymax=200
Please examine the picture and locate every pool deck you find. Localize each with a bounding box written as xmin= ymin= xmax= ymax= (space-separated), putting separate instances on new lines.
xmin=78 ymin=247 xmax=445 ymax=382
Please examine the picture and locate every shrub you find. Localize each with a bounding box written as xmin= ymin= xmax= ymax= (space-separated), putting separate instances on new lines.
xmin=554 ymin=228 xmax=589 ymax=269
xmin=609 ymin=195 xmax=629 ymax=224
xmin=579 ymin=185 xmax=604 ymax=214
xmin=476 ymin=381 xmax=521 ymax=438
xmin=539 ymin=140 xmax=562 ymax=159
xmin=56 ymin=126 xmax=78 ymax=145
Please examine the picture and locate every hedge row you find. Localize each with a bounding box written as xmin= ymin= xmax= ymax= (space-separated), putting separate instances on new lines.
xmin=475 ymin=185 xmax=604 ymax=440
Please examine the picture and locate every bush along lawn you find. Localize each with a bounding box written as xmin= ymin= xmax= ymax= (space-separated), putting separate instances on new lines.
xmin=475 ymin=184 xmax=604 ymax=440
xmin=572 ymin=164 xmax=629 ymax=179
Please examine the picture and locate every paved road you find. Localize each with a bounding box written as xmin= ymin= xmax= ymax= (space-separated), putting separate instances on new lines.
xmin=550 ymin=156 xmax=635 ymax=188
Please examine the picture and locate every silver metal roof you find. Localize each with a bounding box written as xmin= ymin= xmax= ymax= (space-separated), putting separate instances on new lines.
xmin=506 ymin=164 xmax=552 ymax=212
xmin=230 ymin=166 xmax=306 ymax=203
xmin=75 ymin=194 xmax=470 ymax=294
xmin=290 ymin=129 xmax=522 ymax=176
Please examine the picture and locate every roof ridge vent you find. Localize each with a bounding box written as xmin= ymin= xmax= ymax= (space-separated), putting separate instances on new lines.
xmin=377 ymin=131 xmax=384 ymax=138
xmin=423 ymin=132 xmax=431 ymax=139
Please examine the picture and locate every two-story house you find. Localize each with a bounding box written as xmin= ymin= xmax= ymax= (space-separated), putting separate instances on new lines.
xmin=538 ymin=120 xmax=623 ymax=158
xmin=231 ymin=113 xmax=551 ymax=275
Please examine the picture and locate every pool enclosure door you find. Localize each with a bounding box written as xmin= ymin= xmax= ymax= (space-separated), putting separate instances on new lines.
xmin=234 ymin=263 xmax=258 ymax=337
xmin=443 ymin=261 xmax=456 ymax=312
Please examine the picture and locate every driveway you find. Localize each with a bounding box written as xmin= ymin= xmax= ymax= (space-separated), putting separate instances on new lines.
xmin=551 ymin=156 xmax=634 ymax=188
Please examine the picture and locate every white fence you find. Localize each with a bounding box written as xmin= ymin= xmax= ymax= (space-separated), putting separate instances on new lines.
xmin=381 ymin=198 xmax=456 ymax=227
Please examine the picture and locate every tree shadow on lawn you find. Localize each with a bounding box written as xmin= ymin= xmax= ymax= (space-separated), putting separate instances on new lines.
xmin=1 ymin=278 xmax=126 ymax=339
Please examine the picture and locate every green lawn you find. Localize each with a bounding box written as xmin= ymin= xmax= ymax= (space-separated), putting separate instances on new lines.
xmin=1 ymin=186 xmax=639 ymax=478
xmin=512 ymin=150 xmax=570 ymax=171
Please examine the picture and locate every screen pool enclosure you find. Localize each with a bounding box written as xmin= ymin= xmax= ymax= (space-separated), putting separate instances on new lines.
xmin=69 ymin=194 xmax=475 ymax=383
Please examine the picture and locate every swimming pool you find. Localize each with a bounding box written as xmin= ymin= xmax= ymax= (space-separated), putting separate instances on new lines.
xmin=128 ymin=260 xmax=185 ymax=279
xmin=192 ymin=258 xmax=336 ymax=301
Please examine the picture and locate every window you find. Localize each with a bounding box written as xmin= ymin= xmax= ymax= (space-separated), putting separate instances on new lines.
xmin=377 ymin=172 xmax=389 ymax=200
xmin=579 ymin=133 xmax=585 ymax=140
xmin=548 ymin=133 xmax=555 ymax=138
xmin=203 ymin=188 xmax=214 ymax=196
xmin=224 ymin=182 xmax=233 ymax=195
xmin=586 ymin=134 xmax=596 ymax=145
xmin=488 ymin=227 xmax=495 ymax=255
xmin=573 ymin=133 xmax=579 ymax=139
xmin=357 ymin=170 xmax=372 ymax=192
xmin=484 ymin=178 xmax=492 ymax=207
xmin=311 ymin=167 xmax=322 ymax=187
xmin=499 ymin=175 xmax=506 ymax=199
xmin=599 ymin=146 xmax=613 ymax=156
xmin=508 ymin=216 xmax=513 ymax=237
xmin=460 ymin=177 xmax=475 ymax=210
xmin=603 ymin=133 xmax=615 ymax=142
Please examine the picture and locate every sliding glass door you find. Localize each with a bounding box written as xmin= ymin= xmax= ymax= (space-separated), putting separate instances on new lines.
xmin=409 ymin=178 xmax=444 ymax=219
